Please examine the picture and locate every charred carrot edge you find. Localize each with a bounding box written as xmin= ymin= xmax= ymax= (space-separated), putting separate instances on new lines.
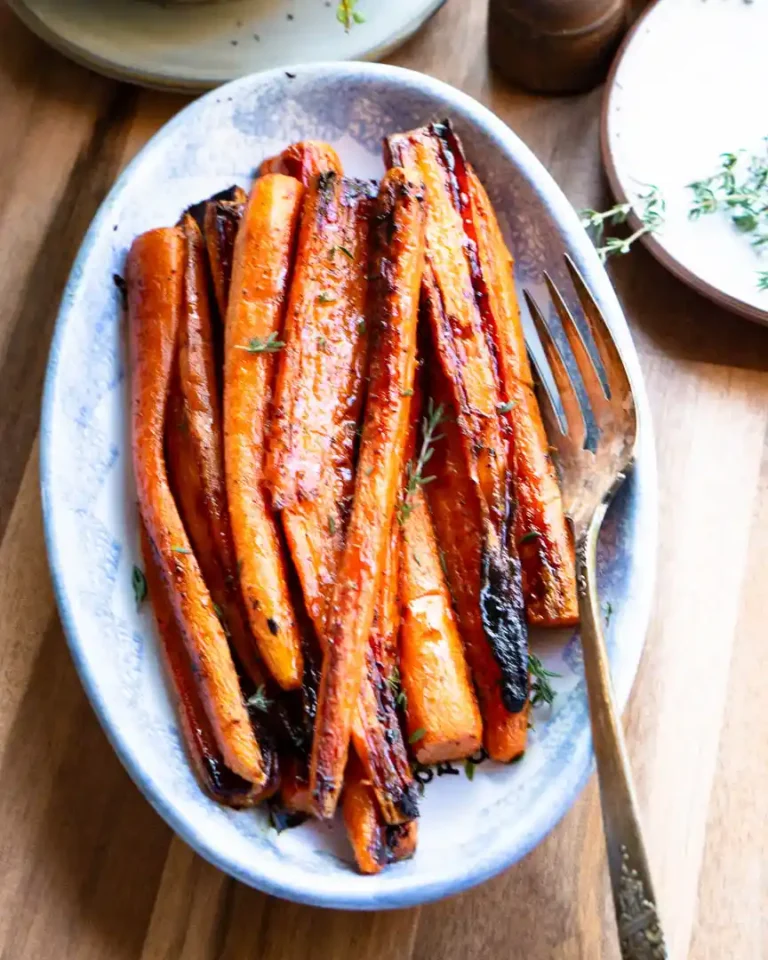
xmin=463 ymin=162 xmax=578 ymax=627
xmin=426 ymin=367 xmax=528 ymax=761
xmin=260 ymin=141 xmax=343 ymax=186
xmin=279 ymin=754 xmax=313 ymax=815
xmin=140 ymin=522 xmax=278 ymax=806
xmin=342 ymin=754 xmax=418 ymax=874
xmin=352 ymin=517 xmax=418 ymax=824
xmin=128 ymin=227 xmax=266 ymax=786
xmin=164 ymin=212 xmax=269 ymax=695
xmin=387 ymin=124 xmax=529 ymax=712
xmin=224 ymin=173 xmax=305 ymax=691
xmin=309 ymin=169 xmax=426 ymax=819
xmin=203 ymin=186 xmax=247 ymax=321
xmin=265 ymin=172 xmax=376 ymax=637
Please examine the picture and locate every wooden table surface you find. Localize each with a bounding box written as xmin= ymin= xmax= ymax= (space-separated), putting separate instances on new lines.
xmin=1 ymin=2 xmax=767 ymax=957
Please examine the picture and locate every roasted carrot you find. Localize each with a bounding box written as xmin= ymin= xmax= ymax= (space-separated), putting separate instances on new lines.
xmin=398 ymin=395 xmax=483 ymax=764
xmin=342 ymin=754 xmax=418 ymax=875
xmin=140 ymin=522 xmax=278 ymax=806
xmin=164 ymin=212 xmax=268 ymax=693
xmin=260 ymin=141 xmax=343 ymax=185
xmin=352 ymin=517 xmax=418 ymax=824
xmin=426 ymin=364 xmax=529 ymax=761
xmin=308 ymin=169 xmax=426 ymax=819
xmin=128 ymin=227 xmax=266 ymax=786
xmin=203 ymin=186 xmax=247 ymax=321
xmin=387 ymin=123 xmax=529 ymax=712
xmin=265 ymin=172 xmax=376 ymax=637
xmin=464 ymin=164 xmax=577 ymax=626
xmin=224 ymin=173 xmax=305 ymax=691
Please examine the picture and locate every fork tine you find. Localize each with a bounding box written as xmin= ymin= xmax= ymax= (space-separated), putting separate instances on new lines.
xmin=544 ymin=271 xmax=611 ymax=424
xmin=564 ymin=254 xmax=632 ymax=403
xmin=523 ymin=289 xmax=586 ymax=450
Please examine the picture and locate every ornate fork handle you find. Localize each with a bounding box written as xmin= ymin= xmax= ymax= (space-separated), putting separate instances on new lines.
xmin=576 ymin=499 xmax=668 ymax=960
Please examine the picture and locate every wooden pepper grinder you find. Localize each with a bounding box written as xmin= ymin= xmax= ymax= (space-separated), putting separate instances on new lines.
xmin=488 ymin=0 xmax=629 ymax=95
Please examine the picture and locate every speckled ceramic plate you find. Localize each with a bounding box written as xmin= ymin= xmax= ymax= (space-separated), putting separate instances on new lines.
xmin=602 ymin=0 xmax=768 ymax=324
xmin=41 ymin=62 xmax=657 ymax=909
xmin=8 ymin=0 xmax=445 ymax=92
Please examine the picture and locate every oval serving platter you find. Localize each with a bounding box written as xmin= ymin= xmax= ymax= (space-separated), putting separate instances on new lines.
xmin=40 ymin=62 xmax=657 ymax=910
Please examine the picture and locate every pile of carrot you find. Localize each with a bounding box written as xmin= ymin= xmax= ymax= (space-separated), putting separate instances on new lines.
xmin=127 ymin=124 xmax=578 ymax=875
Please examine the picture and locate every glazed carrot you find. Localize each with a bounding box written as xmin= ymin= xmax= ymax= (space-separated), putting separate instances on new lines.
xmin=140 ymin=522 xmax=278 ymax=806
xmin=464 ymin=165 xmax=577 ymax=626
xmin=265 ymin=171 xmax=376 ymax=637
xmin=225 ymin=173 xmax=305 ymax=691
xmin=352 ymin=518 xmax=418 ymax=824
xmin=128 ymin=227 xmax=266 ymax=786
xmin=398 ymin=400 xmax=483 ymax=764
xmin=387 ymin=123 xmax=529 ymax=712
xmin=260 ymin=141 xmax=343 ymax=185
xmin=342 ymin=754 xmax=418 ymax=875
xmin=309 ymin=169 xmax=425 ymax=818
xmin=426 ymin=365 xmax=529 ymax=761
xmin=164 ymin=212 xmax=268 ymax=692
xmin=203 ymin=186 xmax=247 ymax=320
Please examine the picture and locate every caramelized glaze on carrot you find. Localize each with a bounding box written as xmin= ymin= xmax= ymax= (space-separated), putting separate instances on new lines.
xmin=265 ymin=172 xmax=376 ymax=638
xmin=308 ymin=169 xmax=425 ymax=818
xmin=464 ymin=165 xmax=577 ymax=626
xmin=260 ymin=141 xmax=343 ymax=185
xmin=387 ymin=124 xmax=529 ymax=712
xmin=128 ymin=226 xmax=266 ymax=786
xmin=342 ymin=753 xmax=418 ymax=875
xmin=224 ymin=174 xmax=305 ymax=691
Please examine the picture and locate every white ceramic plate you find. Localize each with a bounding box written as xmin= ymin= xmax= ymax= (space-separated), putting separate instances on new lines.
xmin=602 ymin=0 xmax=768 ymax=324
xmin=41 ymin=62 xmax=657 ymax=909
xmin=8 ymin=0 xmax=444 ymax=92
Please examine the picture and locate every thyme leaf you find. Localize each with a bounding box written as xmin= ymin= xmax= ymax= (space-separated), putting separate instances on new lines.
xmin=132 ymin=565 xmax=147 ymax=609
xmin=234 ymin=332 xmax=284 ymax=353
xmin=398 ymin=398 xmax=445 ymax=525
xmin=529 ymin=653 xmax=560 ymax=709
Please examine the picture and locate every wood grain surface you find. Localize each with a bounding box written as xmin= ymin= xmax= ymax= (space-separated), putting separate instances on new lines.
xmin=0 ymin=2 xmax=766 ymax=957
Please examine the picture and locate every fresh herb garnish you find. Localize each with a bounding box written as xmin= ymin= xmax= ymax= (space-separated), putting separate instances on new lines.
xmin=408 ymin=727 xmax=426 ymax=745
xmin=317 ymin=292 xmax=336 ymax=304
xmin=604 ymin=600 xmax=613 ymax=626
xmin=464 ymin=758 xmax=476 ymax=781
xmin=529 ymin=653 xmax=560 ymax=708
xmin=520 ymin=530 xmax=540 ymax=544
xmin=337 ymin=0 xmax=365 ymax=29
xmin=338 ymin=245 xmax=355 ymax=260
xmin=687 ymin=143 xmax=768 ymax=290
xmin=497 ymin=400 xmax=517 ymax=414
xmin=328 ymin=515 xmax=337 ymax=536
xmin=171 ymin=545 xmax=191 ymax=555
xmin=234 ymin=332 xmax=284 ymax=353
xmin=401 ymin=389 xmax=414 ymax=397
xmin=132 ymin=565 xmax=147 ymax=609
xmin=580 ymin=183 xmax=665 ymax=262
xmin=385 ymin=665 xmax=407 ymax=708
xmin=247 ymin=684 xmax=272 ymax=713
xmin=398 ymin=398 xmax=445 ymax=525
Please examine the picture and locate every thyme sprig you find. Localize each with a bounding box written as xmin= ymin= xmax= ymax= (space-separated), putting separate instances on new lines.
xmin=247 ymin=685 xmax=272 ymax=713
xmin=687 ymin=143 xmax=768 ymax=290
xmin=337 ymin=0 xmax=365 ymax=29
xmin=234 ymin=332 xmax=284 ymax=353
xmin=580 ymin=183 xmax=665 ymax=262
xmin=398 ymin=398 xmax=445 ymax=525
xmin=529 ymin=653 xmax=560 ymax=709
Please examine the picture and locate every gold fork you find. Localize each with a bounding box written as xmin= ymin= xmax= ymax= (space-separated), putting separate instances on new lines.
xmin=524 ymin=256 xmax=667 ymax=960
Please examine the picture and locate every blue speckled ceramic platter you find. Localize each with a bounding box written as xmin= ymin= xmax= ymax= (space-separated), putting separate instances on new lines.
xmin=40 ymin=62 xmax=657 ymax=910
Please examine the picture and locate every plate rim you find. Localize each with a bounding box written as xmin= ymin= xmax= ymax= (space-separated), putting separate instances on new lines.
xmin=599 ymin=0 xmax=768 ymax=327
xmin=40 ymin=60 xmax=658 ymax=909
xmin=7 ymin=0 xmax=446 ymax=93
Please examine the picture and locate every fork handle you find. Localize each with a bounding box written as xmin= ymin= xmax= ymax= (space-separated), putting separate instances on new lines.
xmin=576 ymin=504 xmax=668 ymax=960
